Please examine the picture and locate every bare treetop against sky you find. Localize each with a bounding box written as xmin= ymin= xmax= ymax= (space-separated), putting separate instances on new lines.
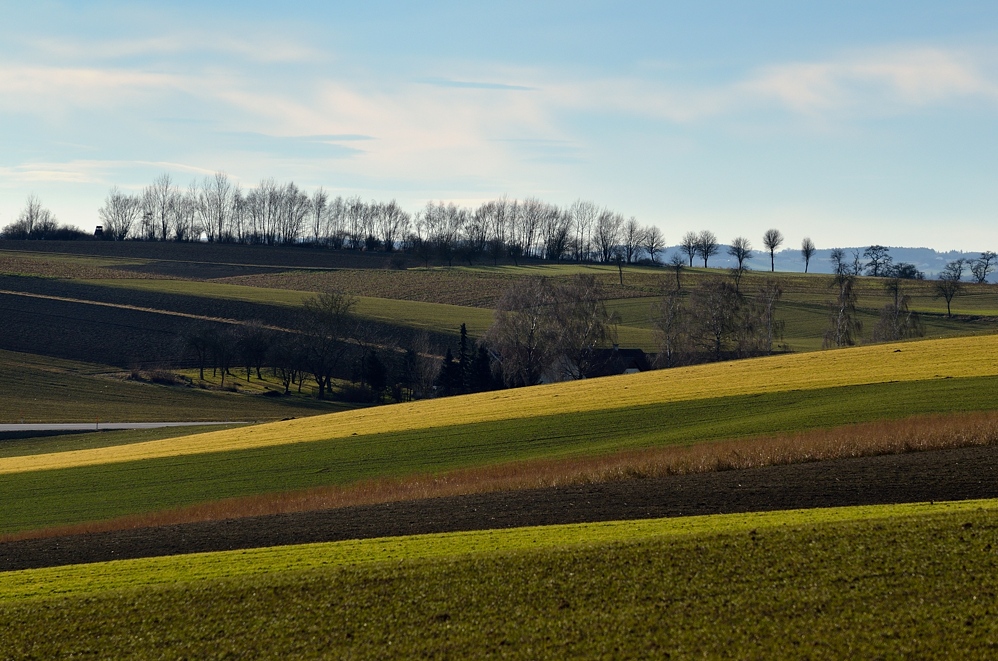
xmin=1 ymin=1 xmax=996 ymax=251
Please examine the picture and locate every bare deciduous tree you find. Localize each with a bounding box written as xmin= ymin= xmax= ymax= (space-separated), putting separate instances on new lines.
xmin=829 ymin=248 xmax=847 ymax=276
xmin=145 ymin=174 xmax=178 ymax=241
xmin=687 ymin=277 xmax=740 ymax=359
xmin=652 ymin=288 xmax=688 ymax=368
xmin=299 ymin=290 xmax=359 ymax=399
xmin=863 ymin=245 xmax=892 ymax=277
xmin=571 ymin=199 xmax=598 ymax=262
xmin=728 ymin=237 xmax=752 ymax=270
xmin=728 ymin=236 xmax=752 ymax=290
xmin=643 ymin=225 xmax=664 ymax=264
xmin=595 ymin=209 xmax=624 ymax=263
xmin=935 ymin=261 xmax=964 ymax=318
xmin=667 ymin=252 xmax=686 ymax=291
xmin=801 ymin=237 xmax=816 ymax=273
xmin=174 ymin=181 xmax=198 ymax=242
xmin=971 ymin=251 xmax=996 ymax=284
xmin=197 ymin=172 xmax=233 ymax=243
xmin=309 ymin=187 xmax=329 ymax=246
xmin=552 ymin=275 xmax=619 ymax=380
xmin=621 ymin=217 xmax=645 ymax=263
xmin=873 ymin=278 xmax=923 ymax=342
xmin=823 ymin=274 xmax=862 ymax=348
xmin=696 ymin=230 xmax=719 ymax=268
xmin=98 ymin=187 xmax=140 ymax=241
xmin=540 ymin=207 xmax=571 ymax=262
xmin=746 ymin=279 xmax=784 ymax=355
xmin=484 ymin=276 xmax=559 ymax=387
xmin=485 ymin=275 xmax=618 ymax=385
xmin=762 ymin=229 xmax=784 ymax=272
xmin=679 ymin=231 xmax=699 ymax=268
xmin=375 ymin=199 xmax=411 ymax=252
xmin=4 ymin=194 xmax=59 ymax=239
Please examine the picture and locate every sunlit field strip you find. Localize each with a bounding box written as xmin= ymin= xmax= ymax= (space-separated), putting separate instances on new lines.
xmin=81 ymin=278 xmax=496 ymax=334
xmin=2 ymin=333 xmax=997 ymax=475
xmin=2 ymin=498 xmax=992 ymax=602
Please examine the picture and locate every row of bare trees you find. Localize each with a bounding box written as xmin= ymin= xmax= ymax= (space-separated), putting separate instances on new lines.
xmin=95 ymin=176 xmax=664 ymax=265
xmin=181 ymin=293 xmax=446 ymax=403
xmin=0 ymin=194 xmax=88 ymax=240
xmin=76 ymin=175 xmax=672 ymax=264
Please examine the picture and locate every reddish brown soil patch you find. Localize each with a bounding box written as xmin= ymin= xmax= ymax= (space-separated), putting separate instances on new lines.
xmin=2 ymin=445 xmax=996 ymax=572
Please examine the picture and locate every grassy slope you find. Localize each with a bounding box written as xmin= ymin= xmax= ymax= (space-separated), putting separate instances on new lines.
xmin=3 ymin=335 xmax=998 ymax=533
xmin=2 ymin=500 xmax=997 ymax=658
xmin=0 ymin=349 xmax=353 ymax=424
xmin=5 ymin=333 xmax=995 ymax=473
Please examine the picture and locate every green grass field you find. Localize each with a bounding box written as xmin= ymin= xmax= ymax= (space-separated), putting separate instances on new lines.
xmin=2 ymin=499 xmax=996 ymax=658
xmin=2 ymin=334 xmax=997 ymax=536
xmin=0 ymin=349 xmax=354 ymax=424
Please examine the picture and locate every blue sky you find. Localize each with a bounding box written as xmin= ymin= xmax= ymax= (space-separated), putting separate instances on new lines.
xmin=1 ymin=1 xmax=996 ymax=251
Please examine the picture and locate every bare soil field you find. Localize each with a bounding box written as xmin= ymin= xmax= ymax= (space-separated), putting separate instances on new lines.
xmin=0 ymin=275 xmax=453 ymax=368
xmin=2 ymin=444 xmax=995 ymax=572
xmin=222 ymin=268 xmax=667 ymax=308
xmin=0 ymin=240 xmax=397 ymax=270
xmin=0 ymin=274 xmax=298 ymax=328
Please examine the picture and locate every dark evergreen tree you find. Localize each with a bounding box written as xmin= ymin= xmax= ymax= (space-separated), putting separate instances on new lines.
xmin=469 ymin=345 xmax=498 ymax=393
xmin=366 ymin=351 xmax=388 ymax=402
xmin=457 ymin=323 xmax=472 ymax=393
xmin=435 ymin=347 xmax=462 ymax=396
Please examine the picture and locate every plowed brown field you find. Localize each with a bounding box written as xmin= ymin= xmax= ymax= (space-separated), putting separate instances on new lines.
xmin=2 ymin=444 xmax=995 ymax=572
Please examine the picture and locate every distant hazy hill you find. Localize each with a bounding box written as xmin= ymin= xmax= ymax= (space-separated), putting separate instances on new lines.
xmin=661 ymin=246 xmax=992 ymax=281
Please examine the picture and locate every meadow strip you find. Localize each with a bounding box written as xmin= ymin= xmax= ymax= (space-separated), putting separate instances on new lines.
xmin=4 ymin=494 xmax=998 ymax=657
xmin=9 ymin=409 xmax=998 ymax=541
xmin=1 ymin=498 xmax=993 ymax=601
xmin=3 ymin=333 xmax=997 ymax=475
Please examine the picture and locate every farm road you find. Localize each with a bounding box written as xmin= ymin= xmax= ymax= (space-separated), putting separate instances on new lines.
xmin=0 ymin=422 xmax=243 ymax=433
xmin=2 ymin=444 xmax=997 ymax=572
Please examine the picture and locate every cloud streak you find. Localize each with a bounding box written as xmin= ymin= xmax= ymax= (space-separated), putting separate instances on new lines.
xmin=742 ymin=47 xmax=998 ymax=114
xmin=545 ymin=46 xmax=998 ymax=123
xmin=418 ymin=77 xmax=536 ymax=91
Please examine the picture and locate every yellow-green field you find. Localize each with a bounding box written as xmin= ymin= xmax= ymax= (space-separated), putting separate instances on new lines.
xmin=4 ymin=333 xmax=995 ymax=475
xmin=3 ymin=500 xmax=997 ymax=658
xmin=0 ymin=499 xmax=985 ymax=601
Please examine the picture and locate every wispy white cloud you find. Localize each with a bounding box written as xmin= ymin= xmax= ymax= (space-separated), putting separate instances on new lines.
xmin=418 ymin=77 xmax=536 ymax=91
xmin=742 ymin=47 xmax=998 ymax=114
xmin=24 ymin=30 xmax=324 ymax=64
xmin=0 ymin=65 xmax=191 ymax=112
xmin=544 ymin=46 xmax=998 ymax=123
xmin=0 ymin=160 xmax=217 ymax=186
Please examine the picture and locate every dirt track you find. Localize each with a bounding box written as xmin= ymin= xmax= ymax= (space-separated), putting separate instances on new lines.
xmin=3 ymin=444 xmax=997 ymax=572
